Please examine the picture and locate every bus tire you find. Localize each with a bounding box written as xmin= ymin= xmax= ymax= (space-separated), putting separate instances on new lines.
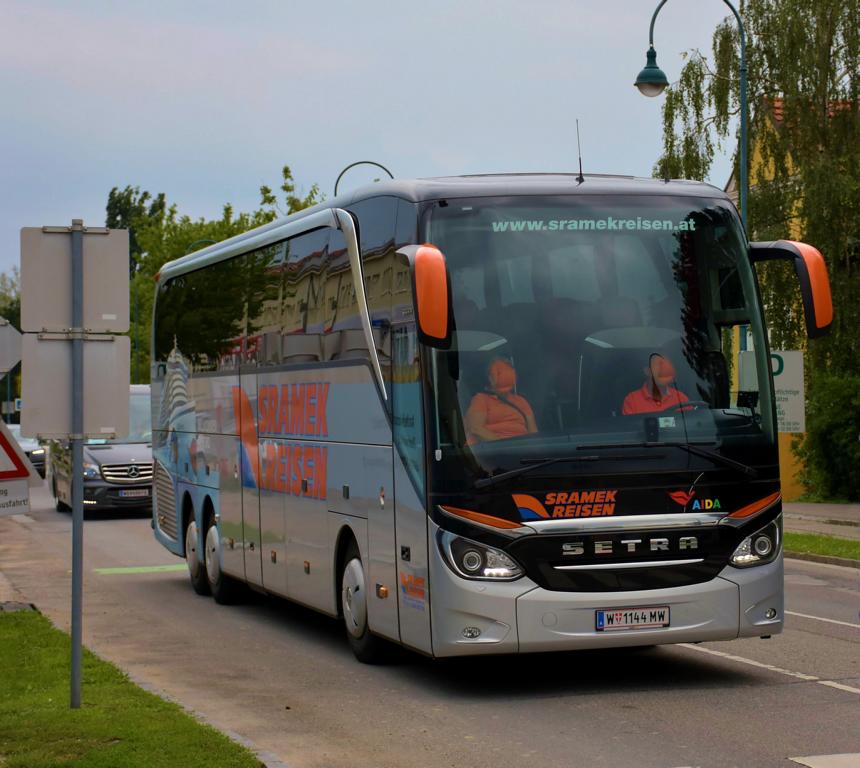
xmin=185 ymin=516 xmax=210 ymax=596
xmin=340 ymin=541 xmax=386 ymax=664
xmin=204 ymin=515 xmax=242 ymax=605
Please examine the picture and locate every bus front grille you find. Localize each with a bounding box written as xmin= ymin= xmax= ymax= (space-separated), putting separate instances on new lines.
xmin=507 ymin=527 xmax=738 ymax=592
xmin=154 ymin=461 xmax=177 ymax=541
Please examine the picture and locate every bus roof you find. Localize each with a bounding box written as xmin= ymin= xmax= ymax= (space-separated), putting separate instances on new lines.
xmin=157 ymin=173 xmax=730 ymax=283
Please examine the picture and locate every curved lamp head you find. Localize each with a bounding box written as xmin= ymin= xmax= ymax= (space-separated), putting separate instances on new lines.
xmin=635 ymin=47 xmax=669 ymax=97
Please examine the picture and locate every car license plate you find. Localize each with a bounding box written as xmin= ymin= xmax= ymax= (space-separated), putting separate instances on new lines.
xmin=119 ymin=489 xmax=149 ymax=498
xmin=595 ymin=606 xmax=670 ymax=631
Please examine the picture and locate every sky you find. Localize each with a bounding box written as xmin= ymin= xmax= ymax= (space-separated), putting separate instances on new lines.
xmin=0 ymin=0 xmax=738 ymax=277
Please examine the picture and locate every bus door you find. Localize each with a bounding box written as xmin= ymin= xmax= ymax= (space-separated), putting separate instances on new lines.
xmin=237 ymin=369 xmax=265 ymax=588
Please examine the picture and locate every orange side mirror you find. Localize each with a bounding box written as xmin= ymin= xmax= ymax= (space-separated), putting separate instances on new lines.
xmin=396 ymin=243 xmax=452 ymax=348
xmin=750 ymin=240 xmax=833 ymax=339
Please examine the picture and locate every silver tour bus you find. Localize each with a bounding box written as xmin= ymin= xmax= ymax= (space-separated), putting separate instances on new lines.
xmin=151 ymin=174 xmax=832 ymax=662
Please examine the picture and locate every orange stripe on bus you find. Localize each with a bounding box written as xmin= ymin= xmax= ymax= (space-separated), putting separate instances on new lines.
xmin=439 ymin=505 xmax=523 ymax=529
xmin=727 ymin=492 xmax=781 ymax=519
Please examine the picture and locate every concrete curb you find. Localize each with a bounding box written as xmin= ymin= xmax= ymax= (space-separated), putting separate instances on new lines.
xmin=786 ymin=552 xmax=860 ymax=569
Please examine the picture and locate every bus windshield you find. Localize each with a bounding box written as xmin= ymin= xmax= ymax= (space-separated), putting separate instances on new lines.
xmin=423 ymin=194 xmax=774 ymax=487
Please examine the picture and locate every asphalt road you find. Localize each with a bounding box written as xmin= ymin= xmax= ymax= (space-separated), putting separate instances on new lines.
xmin=1 ymin=484 xmax=859 ymax=768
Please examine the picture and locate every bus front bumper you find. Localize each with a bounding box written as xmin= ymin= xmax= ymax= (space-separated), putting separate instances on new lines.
xmin=429 ymin=555 xmax=783 ymax=657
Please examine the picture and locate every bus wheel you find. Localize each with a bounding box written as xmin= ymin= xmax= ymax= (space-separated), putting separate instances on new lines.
xmin=185 ymin=517 xmax=210 ymax=596
xmin=340 ymin=542 xmax=385 ymax=663
xmin=204 ymin=516 xmax=241 ymax=605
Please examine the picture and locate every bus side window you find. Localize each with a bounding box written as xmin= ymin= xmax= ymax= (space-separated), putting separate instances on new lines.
xmin=392 ymin=197 xmax=423 ymax=493
xmin=247 ymin=242 xmax=286 ymax=367
xmin=279 ymin=229 xmax=329 ymax=364
xmin=170 ymin=257 xmax=246 ymax=373
xmin=153 ymin=277 xmax=183 ymax=366
xmin=349 ymin=197 xmax=397 ymax=371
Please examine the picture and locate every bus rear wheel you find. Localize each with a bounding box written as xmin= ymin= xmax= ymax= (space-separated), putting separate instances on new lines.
xmin=340 ymin=542 xmax=386 ymax=664
xmin=185 ymin=517 xmax=210 ymax=596
xmin=204 ymin=515 xmax=242 ymax=605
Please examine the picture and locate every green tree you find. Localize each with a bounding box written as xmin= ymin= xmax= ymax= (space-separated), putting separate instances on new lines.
xmin=114 ymin=167 xmax=323 ymax=383
xmin=0 ymin=267 xmax=21 ymax=331
xmin=0 ymin=268 xmax=21 ymax=411
xmin=655 ymin=0 xmax=860 ymax=498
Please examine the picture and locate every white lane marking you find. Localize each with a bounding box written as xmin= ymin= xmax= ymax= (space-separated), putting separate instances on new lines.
xmin=680 ymin=643 xmax=860 ymax=697
xmin=790 ymin=755 xmax=860 ymax=767
xmin=818 ymin=681 xmax=860 ymax=696
xmin=679 ymin=643 xmax=818 ymax=680
xmin=786 ymin=610 xmax=860 ymax=630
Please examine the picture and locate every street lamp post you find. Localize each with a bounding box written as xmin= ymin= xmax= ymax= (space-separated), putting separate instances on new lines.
xmin=635 ymin=0 xmax=748 ymax=234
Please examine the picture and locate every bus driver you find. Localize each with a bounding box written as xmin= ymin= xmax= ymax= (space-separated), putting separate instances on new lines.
xmin=465 ymin=358 xmax=538 ymax=442
xmin=622 ymin=353 xmax=690 ymax=415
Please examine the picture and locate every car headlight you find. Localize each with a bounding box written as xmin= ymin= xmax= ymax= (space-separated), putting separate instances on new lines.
xmin=31 ymin=448 xmax=45 ymax=456
xmin=437 ymin=530 xmax=524 ymax=581
xmin=83 ymin=462 xmax=100 ymax=479
xmin=730 ymin=515 xmax=782 ymax=568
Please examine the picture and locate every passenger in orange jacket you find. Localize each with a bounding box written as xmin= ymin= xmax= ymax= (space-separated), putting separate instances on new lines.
xmin=465 ymin=358 xmax=538 ymax=442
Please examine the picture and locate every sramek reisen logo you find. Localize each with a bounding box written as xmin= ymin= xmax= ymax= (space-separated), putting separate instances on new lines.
xmin=513 ymin=491 xmax=618 ymax=520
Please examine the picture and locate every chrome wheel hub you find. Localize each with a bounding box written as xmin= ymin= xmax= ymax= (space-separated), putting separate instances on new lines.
xmin=342 ymin=558 xmax=367 ymax=639
xmin=185 ymin=520 xmax=200 ymax=575
xmin=204 ymin=523 xmax=221 ymax=586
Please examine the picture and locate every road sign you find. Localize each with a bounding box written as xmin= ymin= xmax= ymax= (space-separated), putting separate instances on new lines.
xmin=0 ymin=420 xmax=41 ymax=517
xmin=0 ymin=319 xmax=21 ymax=373
xmin=20 ymin=334 xmax=130 ymax=438
xmin=19 ymin=219 xmax=132 ymax=710
xmin=20 ymin=226 xmax=129 ymax=333
xmin=771 ymin=350 xmax=805 ymax=433
xmin=738 ymin=349 xmax=805 ymax=433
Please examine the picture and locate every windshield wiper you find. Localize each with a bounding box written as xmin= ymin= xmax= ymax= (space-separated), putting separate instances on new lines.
xmin=575 ymin=441 xmax=758 ymax=478
xmin=474 ymin=452 xmax=664 ymax=490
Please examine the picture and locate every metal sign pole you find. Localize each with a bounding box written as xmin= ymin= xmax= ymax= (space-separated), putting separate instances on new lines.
xmin=70 ymin=219 xmax=84 ymax=709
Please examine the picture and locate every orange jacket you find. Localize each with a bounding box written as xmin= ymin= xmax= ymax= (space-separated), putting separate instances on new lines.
xmin=466 ymin=392 xmax=534 ymax=441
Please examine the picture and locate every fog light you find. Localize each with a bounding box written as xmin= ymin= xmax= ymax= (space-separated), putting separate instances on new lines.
xmin=461 ymin=550 xmax=483 ymax=573
xmin=753 ymin=535 xmax=773 ymax=557
xmin=462 ymin=626 xmax=482 ymax=639
xmin=765 ymin=608 xmax=777 ymax=619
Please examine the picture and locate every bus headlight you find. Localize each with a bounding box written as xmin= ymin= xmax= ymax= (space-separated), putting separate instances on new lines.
xmin=438 ymin=530 xmax=524 ymax=581
xmin=730 ymin=515 xmax=781 ymax=568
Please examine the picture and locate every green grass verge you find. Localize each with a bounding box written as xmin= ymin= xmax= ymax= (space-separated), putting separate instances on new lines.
xmin=784 ymin=531 xmax=860 ymax=561
xmin=0 ymin=610 xmax=262 ymax=768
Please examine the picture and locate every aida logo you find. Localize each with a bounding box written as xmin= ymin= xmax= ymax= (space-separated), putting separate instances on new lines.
xmin=667 ymin=490 xmax=721 ymax=510
xmin=692 ymin=498 xmax=721 ymax=510
xmin=232 ymin=385 xmax=329 ymax=499
xmin=513 ymin=491 xmax=617 ymax=520
xmin=668 ymin=490 xmax=695 ymax=506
